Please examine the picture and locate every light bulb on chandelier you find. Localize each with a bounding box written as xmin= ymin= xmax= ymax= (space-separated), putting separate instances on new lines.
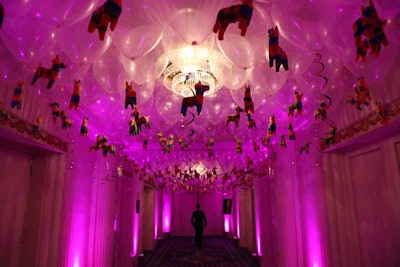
xmin=161 ymin=61 xmax=222 ymax=98
xmin=159 ymin=32 xmax=254 ymax=98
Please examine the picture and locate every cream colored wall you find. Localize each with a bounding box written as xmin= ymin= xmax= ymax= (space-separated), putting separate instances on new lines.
xmin=0 ymin=145 xmax=33 ymax=267
xmin=0 ymin=142 xmax=66 ymax=267
xmin=323 ymin=133 xmax=400 ymax=267
xmin=170 ymin=191 xmax=224 ymax=237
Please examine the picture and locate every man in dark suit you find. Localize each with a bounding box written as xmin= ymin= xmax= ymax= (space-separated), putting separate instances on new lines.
xmin=191 ymin=203 xmax=207 ymax=249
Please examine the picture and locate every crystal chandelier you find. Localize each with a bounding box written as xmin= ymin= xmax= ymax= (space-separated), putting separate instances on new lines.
xmin=162 ymin=60 xmax=222 ymax=97
xmin=160 ymin=34 xmax=224 ymax=97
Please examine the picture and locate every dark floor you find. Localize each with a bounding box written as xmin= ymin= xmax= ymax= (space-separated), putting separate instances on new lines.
xmin=137 ymin=236 xmax=260 ymax=267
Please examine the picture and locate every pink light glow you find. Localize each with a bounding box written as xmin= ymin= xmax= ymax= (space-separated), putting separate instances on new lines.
xmin=68 ymin=214 xmax=85 ymax=267
xmin=162 ymin=193 xmax=171 ymax=233
xmin=114 ymin=214 xmax=118 ymax=232
xmin=73 ymin=256 xmax=80 ymax=267
xmin=307 ymin=220 xmax=322 ymax=267
xmin=236 ymin=198 xmax=240 ymax=239
xmin=305 ymin=197 xmax=322 ymax=267
xmin=255 ymin=218 xmax=262 ymax=256
xmin=132 ymin=213 xmax=139 ymax=256
xmin=154 ymin=192 xmax=159 ymax=238
xmin=224 ymin=214 xmax=230 ymax=232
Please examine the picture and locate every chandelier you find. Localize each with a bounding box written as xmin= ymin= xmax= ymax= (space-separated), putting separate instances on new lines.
xmin=162 ymin=60 xmax=221 ymax=97
xmin=159 ymin=33 xmax=233 ymax=97
xmin=111 ymin=1 xmax=265 ymax=104
xmin=148 ymin=2 xmax=259 ymax=98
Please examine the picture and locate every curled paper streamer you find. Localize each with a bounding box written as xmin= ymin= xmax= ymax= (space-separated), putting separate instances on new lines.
xmin=313 ymin=51 xmax=328 ymax=90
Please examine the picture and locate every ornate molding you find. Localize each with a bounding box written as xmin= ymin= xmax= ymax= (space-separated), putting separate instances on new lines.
xmin=0 ymin=112 xmax=68 ymax=152
xmin=322 ymin=97 xmax=400 ymax=150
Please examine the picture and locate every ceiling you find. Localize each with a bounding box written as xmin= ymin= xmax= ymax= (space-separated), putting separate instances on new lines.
xmin=0 ymin=0 xmax=399 ymax=179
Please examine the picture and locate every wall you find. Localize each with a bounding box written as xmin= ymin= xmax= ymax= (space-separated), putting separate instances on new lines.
xmin=170 ymin=191 xmax=224 ymax=236
xmin=324 ymin=132 xmax=400 ymax=267
xmin=0 ymin=136 xmax=66 ymax=267
xmin=0 ymin=145 xmax=33 ymax=266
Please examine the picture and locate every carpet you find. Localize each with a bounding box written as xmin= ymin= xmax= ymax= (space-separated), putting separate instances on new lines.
xmin=137 ymin=236 xmax=260 ymax=267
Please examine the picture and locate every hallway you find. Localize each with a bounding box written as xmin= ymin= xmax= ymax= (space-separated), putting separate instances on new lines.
xmin=137 ymin=236 xmax=260 ymax=267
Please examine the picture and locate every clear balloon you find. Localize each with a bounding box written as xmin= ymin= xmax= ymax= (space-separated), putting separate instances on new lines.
xmin=154 ymin=53 xmax=169 ymax=79
xmin=80 ymin=68 xmax=106 ymax=105
xmin=0 ymin=40 xmax=36 ymax=83
xmin=155 ymin=86 xmax=182 ymax=125
xmin=217 ymin=34 xmax=255 ymax=70
xmin=135 ymin=81 xmax=155 ymax=106
xmin=375 ymin=0 xmax=400 ymax=12
xmin=223 ymin=65 xmax=253 ymax=91
xmin=162 ymin=34 xmax=215 ymax=73
xmin=203 ymin=87 xmax=233 ymax=125
xmin=92 ymin=47 xmax=130 ymax=94
xmin=58 ymin=18 xmax=112 ymax=65
xmin=89 ymin=93 xmax=120 ymax=120
xmin=385 ymin=9 xmax=400 ymax=47
xmin=344 ymin=42 xmax=398 ymax=82
xmin=29 ymin=0 xmax=101 ymax=27
xmin=167 ymin=7 xmax=215 ymax=45
xmin=132 ymin=45 xmax=164 ymax=84
xmin=1 ymin=15 xmax=57 ymax=62
xmin=120 ymin=54 xmax=136 ymax=78
xmin=271 ymin=0 xmax=336 ymax=50
xmin=209 ymin=50 xmax=235 ymax=88
xmin=241 ymin=3 xmax=271 ymax=44
xmin=1 ymin=1 xmax=35 ymax=19
xmin=250 ymin=62 xmax=287 ymax=96
xmin=324 ymin=2 xmax=359 ymax=61
xmin=112 ymin=25 xmax=163 ymax=60
xmin=55 ymin=51 xmax=91 ymax=89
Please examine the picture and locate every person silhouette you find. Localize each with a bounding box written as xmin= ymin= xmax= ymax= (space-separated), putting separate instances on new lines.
xmin=191 ymin=203 xmax=207 ymax=249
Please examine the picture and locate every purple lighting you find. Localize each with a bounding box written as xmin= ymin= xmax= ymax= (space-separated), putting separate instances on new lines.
xmin=255 ymin=221 xmax=262 ymax=256
xmin=73 ymin=256 xmax=80 ymax=267
xmin=224 ymin=214 xmax=230 ymax=232
xmin=162 ymin=193 xmax=171 ymax=233
xmin=154 ymin=191 xmax=159 ymax=238
xmin=235 ymin=197 xmax=240 ymax=239
xmin=305 ymin=199 xmax=322 ymax=267
xmin=67 ymin=214 xmax=85 ymax=267
xmin=307 ymin=220 xmax=322 ymax=267
xmin=132 ymin=213 xmax=139 ymax=256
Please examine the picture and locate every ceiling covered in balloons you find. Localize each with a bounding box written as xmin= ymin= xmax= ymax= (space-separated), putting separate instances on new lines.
xmin=1 ymin=0 xmax=399 ymax=185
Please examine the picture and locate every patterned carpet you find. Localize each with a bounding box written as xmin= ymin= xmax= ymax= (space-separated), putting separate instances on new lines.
xmin=137 ymin=236 xmax=260 ymax=267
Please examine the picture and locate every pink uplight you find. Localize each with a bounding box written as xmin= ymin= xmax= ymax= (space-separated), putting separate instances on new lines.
xmin=68 ymin=214 xmax=85 ymax=267
xmin=162 ymin=193 xmax=172 ymax=233
xmin=132 ymin=215 xmax=139 ymax=256
xmin=224 ymin=215 xmax=230 ymax=232
xmin=305 ymin=199 xmax=322 ymax=267
xmin=73 ymin=256 xmax=80 ymax=267
xmin=154 ymin=191 xmax=159 ymax=238
xmin=255 ymin=222 xmax=262 ymax=256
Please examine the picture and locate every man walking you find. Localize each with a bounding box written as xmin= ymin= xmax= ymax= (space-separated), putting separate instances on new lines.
xmin=191 ymin=203 xmax=207 ymax=249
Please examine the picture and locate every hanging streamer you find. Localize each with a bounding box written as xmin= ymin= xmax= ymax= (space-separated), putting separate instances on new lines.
xmin=313 ymin=51 xmax=328 ymax=90
xmin=185 ymin=111 xmax=196 ymax=145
